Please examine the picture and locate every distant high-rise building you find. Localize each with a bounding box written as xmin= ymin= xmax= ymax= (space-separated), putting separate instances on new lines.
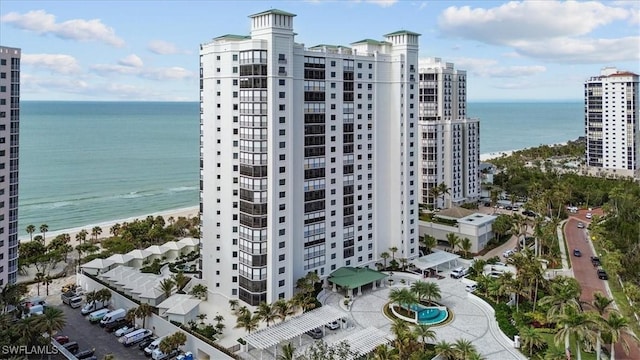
xmin=417 ymin=58 xmax=480 ymax=209
xmin=0 ymin=46 xmax=20 ymax=287
xmin=199 ymin=10 xmax=419 ymax=305
xmin=585 ymin=67 xmax=639 ymax=179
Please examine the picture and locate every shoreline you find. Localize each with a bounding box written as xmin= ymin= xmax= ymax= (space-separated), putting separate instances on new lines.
xmin=480 ymin=141 xmax=570 ymax=162
xmin=19 ymin=205 xmax=199 ymax=245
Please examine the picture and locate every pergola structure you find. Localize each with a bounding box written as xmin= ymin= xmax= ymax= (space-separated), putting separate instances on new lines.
xmin=332 ymin=327 xmax=392 ymax=359
xmin=412 ymin=250 xmax=460 ymax=276
xmin=243 ymin=306 xmax=346 ymax=359
xmin=328 ymin=267 xmax=388 ymax=297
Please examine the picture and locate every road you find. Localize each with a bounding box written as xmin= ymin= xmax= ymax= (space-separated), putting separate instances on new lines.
xmin=58 ymin=304 xmax=149 ymax=360
xmin=564 ymin=209 xmax=640 ymax=360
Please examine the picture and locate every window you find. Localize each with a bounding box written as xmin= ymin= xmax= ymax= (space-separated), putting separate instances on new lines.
xmin=279 ymin=79 xmax=285 ymax=86
xmin=279 ymin=105 xmax=286 ymax=111
xmin=279 ymin=92 xmax=285 ymax=98
xmin=279 ymin=280 xmax=285 ymax=287
xmin=279 ymin=267 xmax=285 ymax=274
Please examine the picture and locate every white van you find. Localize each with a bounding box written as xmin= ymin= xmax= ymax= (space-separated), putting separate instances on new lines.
xmin=69 ymin=296 xmax=84 ymax=309
xmin=121 ymin=328 xmax=152 ymax=347
xmin=81 ymin=300 xmax=108 ymax=315
xmin=88 ymin=308 xmax=110 ymax=323
xmin=99 ymin=308 xmax=126 ymax=327
xmin=450 ymin=267 xmax=469 ymax=279
xmin=144 ymin=337 xmax=165 ymax=356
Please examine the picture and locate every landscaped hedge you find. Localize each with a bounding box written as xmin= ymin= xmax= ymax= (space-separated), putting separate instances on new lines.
xmin=494 ymin=303 xmax=518 ymax=339
xmin=170 ymin=320 xmax=241 ymax=359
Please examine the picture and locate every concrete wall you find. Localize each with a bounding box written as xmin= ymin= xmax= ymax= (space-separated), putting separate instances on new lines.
xmin=78 ymin=274 xmax=232 ymax=360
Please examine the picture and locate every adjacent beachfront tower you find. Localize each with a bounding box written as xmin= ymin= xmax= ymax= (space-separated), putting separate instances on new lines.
xmin=0 ymin=46 xmax=20 ymax=286
xmin=417 ymin=58 xmax=480 ymax=209
xmin=584 ymin=67 xmax=639 ymax=179
xmin=199 ymin=9 xmax=420 ymax=305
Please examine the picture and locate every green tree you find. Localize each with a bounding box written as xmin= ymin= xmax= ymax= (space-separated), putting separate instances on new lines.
xmin=519 ymin=326 xmax=545 ymax=358
xmin=25 ymin=225 xmax=36 ymax=242
xmin=135 ymin=303 xmax=154 ymax=328
xmin=228 ymin=299 xmax=239 ymax=311
xmin=189 ymin=284 xmax=208 ymax=300
xmin=421 ymin=234 xmax=437 ymax=255
xmin=552 ymin=306 xmax=596 ymax=360
xmin=389 ymin=247 xmax=399 ymax=261
xmin=159 ymin=278 xmax=176 ymax=299
xmin=605 ymin=311 xmax=639 ymax=360
xmin=452 ymin=338 xmax=479 ymax=360
xmin=380 ymin=252 xmax=390 ymax=269
xmin=34 ymin=307 xmax=66 ymax=342
xmin=171 ymin=271 xmax=191 ymax=293
xmin=389 ymin=288 xmax=418 ymax=317
xmin=256 ymin=302 xmax=278 ymax=327
xmin=412 ymin=324 xmax=436 ymax=351
xmin=446 ymin=233 xmax=460 ymax=253
xmin=39 ymin=224 xmax=49 ymax=243
xmin=437 ymin=182 xmax=451 ymax=208
xmin=274 ymin=299 xmax=294 ymax=322
xmin=91 ymin=226 xmax=102 ymax=243
xmin=434 ymin=340 xmax=456 ymax=360
xmin=298 ymin=340 xmax=353 ymax=360
xmin=235 ymin=311 xmax=260 ymax=334
xmin=278 ymin=342 xmax=296 ymax=360
xmin=460 ymin=237 xmax=472 ymax=258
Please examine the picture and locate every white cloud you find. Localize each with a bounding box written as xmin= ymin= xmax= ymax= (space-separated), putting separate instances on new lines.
xmin=20 ymin=73 xmax=89 ymax=94
xmin=141 ymin=67 xmax=194 ymax=80
xmin=437 ymin=1 xmax=638 ymax=63
xmin=452 ymin=57 xmax=546 ymax=78
xmin=438 ymin=1 xmax=630 ymax=42
xmin=1 ymin=10 xmax=124 ymax=47
xmin=147 ymin=40 xmax=188 ymax=55
xmin=307 ymin=0 xmax=398 ymax=7
xmin=21 ymin=54 xmax=82 ymax=74
xmin=118 ymin=54 xmax=144 ymax=68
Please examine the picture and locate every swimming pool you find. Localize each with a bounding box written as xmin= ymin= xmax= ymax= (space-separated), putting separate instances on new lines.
xmin=408 ymin=303 xmax=448 ymax=325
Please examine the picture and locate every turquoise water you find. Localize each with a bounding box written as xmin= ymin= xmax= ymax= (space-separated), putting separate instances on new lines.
xmin=17 ymin=101 xmax=583 ymax=236
xmin=19 ymin=101 xmax=200 ymax=235
xmin=408 ymin=303 xmax=448 ymax=325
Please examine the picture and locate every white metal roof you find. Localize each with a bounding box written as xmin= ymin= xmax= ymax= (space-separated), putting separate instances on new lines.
xmin=335 ymin=327 xmax=392 ymax=359
xmin=145 ymin=245 xmax=165 ymax=255
xmin=161 ymin=241 xmax=186 ymax=251
xmin=178 ymin=237 xmax=199 ymax=247
xmin=243 ymin=306 xmax=346 ymax=350
xmin=106 ymin=253 xmax=134 ymax=265
xmin=412 ymin=250 xmax=460 ymax=270
xmin=126 ymin=249 xmax=152 ymax=260
xmin=166 ymin=299 xmax=201 ymax=316
xmin=81 ymin=258 xmax=115 ymax=270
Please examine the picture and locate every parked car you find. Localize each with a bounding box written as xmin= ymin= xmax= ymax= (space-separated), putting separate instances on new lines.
xmin=105 ymin=319 xmax=130 ymax=333
xmin=115 ymin=325 xmax=136 ymax=337
xmin=325 ymin=321 xmax=340 ymax=330
xmin=502 ymin=249 xmax=515 ymax=258
xmin=573 ymin=249 xmax=582 ymax=257
xmin=306 ymin=328 xmax=323 ymax=339
xmin=577 ymin=222 xmax=585 ymax=229
xmin=69 ymin=296 xmax=84 ymax=309
xmin=53 ymin=335 xmax=69 ymax=345
xmin=522 ymin=210 xmax=536 ymax=217
xmin=465 ymin=284 xmax=477 ymax=292
xmin=100 ymin=308 xmax=126 ymax=327
xmin=597 ymin=268 xmax=608 ymax=280
xmin=121 ymin=329 xmax=153 ymax=347
xmin=144 ymin=337 xmax=165 ymax=357
xmin=139 ymin=337 xmax=157 ymax=350
xmin=75 ymin=349 xmax=95 ymax=360
xmin=62 ymin=341 xmax=79 ymax=354
xmin=152 ymin=348 xmax=180 ymax=360
xmin=450 ymin=267 xmax=469 ymax=279
xmin=586 ymin=213 xmax=593 ymax=219
xmin=81 ymin=300 xmax=109 ymax=315
xmin=591 ymin=256 xmax=601 ymax=267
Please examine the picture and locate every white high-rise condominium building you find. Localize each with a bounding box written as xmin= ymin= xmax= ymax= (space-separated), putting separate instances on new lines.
xmin=585 ymin=67 xmax=639 ymax=179
xmin=0 ymin=46 xmax=20 ymax=287
xmin=417 ymin=58 xmax=480 ymax=209
xmin=200 ymin=10 xmax=420 ymax=305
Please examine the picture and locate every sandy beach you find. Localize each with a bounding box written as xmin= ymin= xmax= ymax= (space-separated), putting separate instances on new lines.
xmin=19 ymin=206 xmax=199 ymax=246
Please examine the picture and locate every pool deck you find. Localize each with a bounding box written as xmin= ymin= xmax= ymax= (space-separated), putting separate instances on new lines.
xmin=320 ymin=272 xmax=527 ymax=360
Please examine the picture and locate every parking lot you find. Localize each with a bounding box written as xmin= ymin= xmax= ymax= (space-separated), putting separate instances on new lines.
xmin=57 ymin=304 xmax=149 ymax=360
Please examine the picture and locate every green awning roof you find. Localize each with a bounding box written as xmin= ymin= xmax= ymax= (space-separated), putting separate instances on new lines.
xmin=329 ymin=267 xmax=387 ymax=289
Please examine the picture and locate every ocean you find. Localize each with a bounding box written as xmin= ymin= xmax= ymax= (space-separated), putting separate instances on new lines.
xmin=17 ymin=101 xmax=584 ymax=236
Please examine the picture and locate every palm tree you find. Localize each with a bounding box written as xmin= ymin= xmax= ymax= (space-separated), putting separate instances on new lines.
xmin=460 ymin=238 xmax=472 ymax=258
xmin=422 ymin=281 xmax=442 ymax=305
xmin=278 ymin=342 xmax=296 ymax=360
xmin=214 ymin=314 xmax=224 ymax=324
xmin=434 ymin=340 xmax=456 ymax=360
xmin=446 ymin=233 xmax=460 ymax=253
xmin=172 ymin=331 xmax=187 ymax=352
xmin=228 ymin=299 xmax=239 ymax=311
xmin=25 ymin=225 xmax=36 ymax=241
xmin=196 ymin=313 xmax=208 ymax=325
xmin=437 ymin=182 xmax=451 ymax=208
xmin=39 ymin=224 xmax=49 ymax=243
xmin=421 ymin=234 xmax=437 ymax=255
xmin=135 ymin=303 xmax=154 ymax=328
xmin=380 ymin=252 xmax=390 ymax=269
xmin=552 ymin=306 xmax=596 ymax=360
xmin=235 ymin=312 xmax=260 ymax=334
xmin=389 ymin=288 xmax=418 ymax=318
xmin=172 ymin=271 xmax=191 ymax=292
xmin=540 ymin=276 xmax=583 ymax=351
xmin=125 ymin=308 xmax=137 ymax=326
xmin=15 ymin=316 xmax=40 ymax=345
xmin=35 ymin=307 xmax=66 ymax=342
xmin=0 ymin=283 xmax=28 ymax=313
xmin=412 ymin=324 xmax=436 ymax=351
xmin=273 ymin=299 xmax=294 ymax=322
xmin=519 ymin=326 xmax=545 ymax=358
xmin=589 ymin=291 xmax=613 ymax=360
xmin=76 ymin=229 xmax=88 ymax=244
xmin=605 ymin=311 xmax=639 ymax=360
xmin=109 ymin=223 xmax=121 ymax=236
xmin=429 ymin=185 xmax=442 ymax=208
xmin=96 ymin=288 xmax=112 ymax=305
xmin=398 ymin=258 xmax=409 ymax=271
xmin=159 ymin=336 xmax=176 ymax=355
xmin=372 ymin=344 xmax=399 ymax=360
xmin=159 ymin=278 xmax=176 ymax=298
xmin=34 ymin=272 xmax=45 ymax=296
xmin=389 ymin=247 xmax=398 ymax=261
xmin=470 ymin=259 xmax=487 ymax=276
xmin=189 ymin=284 xmax=208 ymax=300
xmin=452 ymin=338 xmax=478 ymax=360
xmin=256 ymin=302 xmax=278 ymax=327
xmin=91 ymin=226 xmax=102 ymax=243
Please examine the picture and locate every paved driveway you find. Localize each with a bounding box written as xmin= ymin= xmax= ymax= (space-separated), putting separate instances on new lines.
xmin=57 ymin=304 xmax=149 ymax=360
xmin=564 ymin=210 xmax=640 ymax=360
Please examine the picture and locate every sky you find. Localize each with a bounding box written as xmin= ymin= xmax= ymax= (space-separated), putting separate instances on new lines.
xmin=1 ymin=0 xmax=639 ymax=102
